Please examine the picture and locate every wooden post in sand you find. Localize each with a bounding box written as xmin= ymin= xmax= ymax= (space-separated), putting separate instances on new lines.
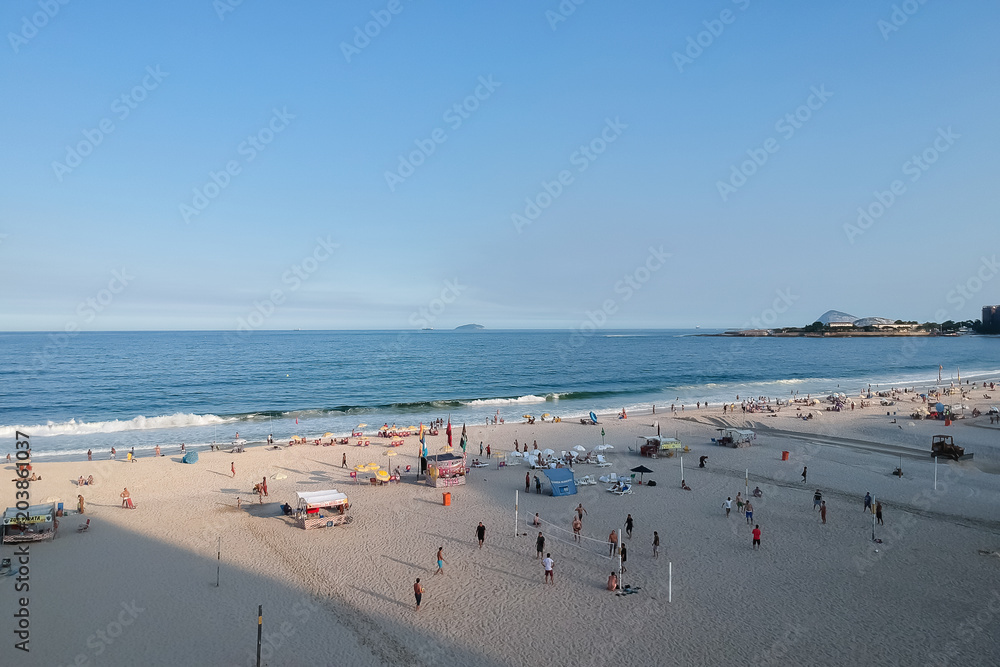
xmin=256 ymin=605 xmax=263 ymax=667
xmin=934 ymin=456 xmax=938 ymax=491
xmin=618 ymin=529 xmax=623 ymax=590
xmin=514 ymin=491 xmax=518 ymax=537
xmin=668 ymin=562 xmax=672 ymax=603
xmin=216 ymin=537 xmax=221 ymax=587
xmin=679 ymin=456 xmax=683 ymax=484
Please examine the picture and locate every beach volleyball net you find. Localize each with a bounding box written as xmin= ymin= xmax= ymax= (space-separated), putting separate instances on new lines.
xmin=520 ymin=514 xmax=615 ymax=562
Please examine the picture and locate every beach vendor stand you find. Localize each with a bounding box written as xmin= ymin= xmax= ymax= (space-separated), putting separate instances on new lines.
xmin=3 ymin=502 xmax=58 ymax=543
xmin=294 ymin=490 xmax=352 ymax=530
xmin=637 ymin=436 xmax=682 ymax=458
xmin=426 ymin=451 xmax=467 ymax=488
xmin=715 ymin=428 xmax=754 ymax=448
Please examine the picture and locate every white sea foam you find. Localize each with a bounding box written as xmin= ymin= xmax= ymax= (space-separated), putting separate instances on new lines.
xmin=463 ymin=395 xmax=549 ymax=406
xmin=0 ymin=412 xmax=234 ymax=438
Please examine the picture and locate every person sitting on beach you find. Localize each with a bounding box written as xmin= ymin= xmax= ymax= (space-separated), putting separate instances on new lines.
xmin=87 ymin=475 xmax=94 ymax=485
xmin=681 ymin=479 xmax=691 ymax=491
xmin=607 ymin=572 xmax=618 ymax=591
xmin=79 ymin=476 xmax=86 ymax=487
xmin=752 ymin=486 xmax=762 ymax=498
xmin=532 ymin=513 xmax=541 ymax=527
xmin=280 ymin=503 xmax=293 ymax=516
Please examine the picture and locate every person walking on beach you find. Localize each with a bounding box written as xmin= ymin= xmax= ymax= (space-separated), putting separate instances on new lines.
xmin=434 ymin=547 xmax=446 ymax=575
xmin=620 ymin=543 xmax=628 ymax=573
xmin=608 ymin=529 xmax=618 ymax=557
xmin=87 ymin=449 xmax=92 ymax=461
xmin=576 ymin=504 xmax=588 ymax=523
xmin=820 ymin=500 xmax=827 ymax=524
xmin=542 ymin=553 xmax=554 ymax=584
xmin=813 ymin=490 xmax=823 ymax=511
xmin=536 ymin=532 xmax=545 ymax=559
xmin=342 ymin=452 xmax=347 ymax=469
xmin=624 ymin=514 xmax=634 ymax=539
xmin=414 ymin=578 xmax=424 ymax=610
xmin=534 ymin=475 xmax=541 ymax=494
xmin=863 ymin=492 xmax=872 ymax=512
xmin=572 ymin=516 xmax=582 ymax=543
xmin=752 ymin=524 xmax=761 ymax=550
xmin=723 ymin=497 xmax=733 ymax=518
xmin=745 ymin=501 xmax=753 ymax=524
xmin=110 ymin=447 xmax=116 ymax=460
xmin=479 ymin=442 xmax=483 ymax=456
xmin=652 ymin=531 xmax=660 ymax=558
xmin=801 ymin=467 xmax=808 ymax=483
xmin=526 ymin=472 xmax=530 ymax=492
xmin=486 ymin=444 xmax=491 ymax=458
xmin=476 ymin=522 xmax=486 ymax=549
xmin=736 ymin=492 xmax=744 ymax=513
xmin=876 ymin=501 xmax=884 ymax=525
xmin=231 ymin=462 xmax=236 ymax=478
xmin=262 ymin=477 xmax=268 ymax=497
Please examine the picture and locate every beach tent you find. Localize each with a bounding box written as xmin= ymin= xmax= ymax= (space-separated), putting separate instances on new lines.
xmin=542 ymin=468 xmax=577 ymax=497
xmin=2 ymin=502 xmax=57 ymax=543
xmin=182 ymin=450 xmax=199 ymax=464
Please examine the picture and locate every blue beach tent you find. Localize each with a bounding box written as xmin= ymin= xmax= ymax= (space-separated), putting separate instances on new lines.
xmin=182 ymin=450 xmax=199 ymax=464
xmin=542 ymin=468 xmax=577 ymax=497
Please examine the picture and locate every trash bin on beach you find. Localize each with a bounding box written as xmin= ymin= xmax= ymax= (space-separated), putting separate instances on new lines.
xmin=442 ymin=492 xmax=451 ymax=506
xmin=781 ymin=451 xmax=789 ymax=461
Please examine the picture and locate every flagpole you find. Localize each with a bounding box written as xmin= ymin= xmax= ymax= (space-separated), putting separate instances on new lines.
xmin=514 ymin=491 xmax=518 ymax=538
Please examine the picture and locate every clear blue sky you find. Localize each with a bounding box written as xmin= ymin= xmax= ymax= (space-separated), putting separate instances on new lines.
xmin=2 ymin=1 xmax=997 ymax=331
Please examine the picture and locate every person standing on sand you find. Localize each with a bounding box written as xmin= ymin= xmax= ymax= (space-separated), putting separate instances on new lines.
xmin=542 ymin=553 xmax=554 ymax=584
xmin=414 ymin=578 xmax=424 ymax=610
xmin=608 ymin=529 xmax=618 ymax=557
xmin=745 ymin=501 xmax=753 ymax=524
xmin=480 ymin=442 xmax=483 ymax=456
xmin=486 ymin=444 xmax=491 ymax=459
xmin=262 ymin=477 xmax=268 ymax=497
xmin=111 ymin=447 xmax=116 ymax=460
xmin=342 ymin=453 xmax=347 ymax=468
xmin=87 ymin=449 xmax=92 ymax=461
xmin=434 ymin=547 xmax=446 ymax=575
xmin=78 ymin=495 xmax=85 ymax=514
xmin=526 ymin=472 xmax=530 ymax=492
xmin=155 ymin=445 xmax=160 ymax=457
xmin=476 ymin=522 xmax=486 ymax=549
xmin=120 ymin=488 xmax=131 ymax=508
xmin=576 ymin=504 xmax=588 ymax=523
xmin=723 ymin=497 xmax=732 ymax=518
xmin=536 ymin=532 xmax=545 ymax=559
xmin=652 ymin=531 xmax=660 ymax=558
xmin=624 ymin=514 xmax=634 ymax=539
xmin=876 ymin=501 xmax=884 ymax=525
xmin=820 ymin=500 xmax=827 ymax=524
xmin=534 ymin=475 xmax=541 ymax=494
xmin=752 ymin=525 xmax=761 ymax=550
xmin=572 ymin=516 xmax=582 ymax=542
xmin=801 ymin=467 xmax=807 ymax=483
xmin=620 ymin=543 xmax=627 ymax=573
xmin=813 ymin=490 xmax=823 ymax=510
xmin=231 ymin=462 xmax=236 ymax=478
xmin=863 ymin=492 xmax=872 ymax=512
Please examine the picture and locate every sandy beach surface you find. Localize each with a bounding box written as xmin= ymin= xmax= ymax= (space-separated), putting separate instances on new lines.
xmin=4 ymin=393 xmax=1000 ymax=666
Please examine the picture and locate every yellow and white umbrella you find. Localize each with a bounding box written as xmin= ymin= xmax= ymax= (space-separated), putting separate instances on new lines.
xmin=356 ymin=424 xmax=367 ymax=429
xmin=376 ymin=469 xmax=390 ymax=482
xmin=384 ymin=450 xmax=398 ymax=457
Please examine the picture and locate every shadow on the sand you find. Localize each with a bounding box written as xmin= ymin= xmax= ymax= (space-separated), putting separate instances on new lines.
xmin=348 ymin=585 xmax=411 ymax=611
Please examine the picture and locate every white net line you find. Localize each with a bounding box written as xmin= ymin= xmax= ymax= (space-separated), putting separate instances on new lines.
xmin=521 ymin=515 xmax=614 ymax=560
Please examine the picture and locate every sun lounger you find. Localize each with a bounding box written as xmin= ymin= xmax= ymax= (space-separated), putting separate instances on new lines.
xmin=77 ymin=519 xmax=90 ymax=532
xmin=596 ymin=455 xmax=612 ymax=468
xmin=614 ymin=484 xmax=633 ymax=496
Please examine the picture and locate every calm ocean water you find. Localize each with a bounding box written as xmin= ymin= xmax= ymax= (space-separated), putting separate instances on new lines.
xmin=1 ymin=330 xmax=997 ymax=460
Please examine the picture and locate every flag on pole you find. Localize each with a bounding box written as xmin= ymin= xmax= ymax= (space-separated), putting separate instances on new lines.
xmin=419 ymin=424 xmax=427 ymax=458
xmin=459 ymin=423 xmax=467 ymax=452
xmin=447 ymin=417 xmax=453 ymax=448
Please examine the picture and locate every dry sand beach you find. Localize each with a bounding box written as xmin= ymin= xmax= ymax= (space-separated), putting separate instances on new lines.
xmin=4 ymin=393 xmax=1000 ymax=666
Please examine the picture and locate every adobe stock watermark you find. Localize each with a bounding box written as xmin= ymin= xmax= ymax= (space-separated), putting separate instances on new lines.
xmin=340 ymin=0 xmax=411 ymax=63
xmin=749 ymin=623 xmax=807 ymax=667
xmin=57 ymin=600 xmax=145 ymax=667
xmin=672 ymin=0 xmax=752 ymax=73
xmin=741 ymin=288 xmax=798 ymax=330
xmin=511 ymin=117 xmax=627 ymax=233
xmin=213 ymin=0 xmax=246 ymax=21
xmin=878 ymin=0 xmax=931 ymax=41
xmin=556 ymin=245 xmax=670 ymax=360
xmin=843 ymin=126 xmax=958 ymax=244
xmin=51 ymin=66 xmax=169 ymax=182
xmin=7 ymin=0 xmax=72 ymax=54
xmin=179 ymin=107 xmax=295 ymax=223
xmin=228 ymin=236 xmax=338 ymax=337
xmin=545 ymin=0 xmax=587 ymax=31
xmin=717 ymin=85 xmax=833 ymax=202
xmin=384 ymin=76 xmax=501 ymax=192
xmin=32 ymin=268 xmax=135 ymax=370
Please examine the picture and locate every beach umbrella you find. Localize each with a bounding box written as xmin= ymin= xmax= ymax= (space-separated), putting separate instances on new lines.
xmin=595 ymin=444 xmax=611 ymax=451
xmin=323 ymin=432 xmax=333 ymax=437
xmin=384 ymin=450 xmax=398 ymax=457
xmin=542 ymin=448 xmax=555 ymax=456
xmin=522 ymin=414 xmax=531 ymax=419
xmin=376 ymin=469 xmax=390 ymax=482
xmin=541 ymin=413 xmax=551 ymax=419
xmin=573 ymin=445 xmax=586 ymax=452
xmin=630 ymin=465 xmax=654 ymax=482
xmin=603 ymin=444 xmax=615 ymax=450
xmin=357 ymin=424 xmax=367 ymax=428
xmin=353 ymin=464 xmax=368 ymax=472
xmin=271 ymin=472 xmax=287 ymax=480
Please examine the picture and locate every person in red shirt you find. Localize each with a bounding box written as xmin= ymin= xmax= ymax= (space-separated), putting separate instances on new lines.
xmin=752 ymin=525 xmax=761 ymax=550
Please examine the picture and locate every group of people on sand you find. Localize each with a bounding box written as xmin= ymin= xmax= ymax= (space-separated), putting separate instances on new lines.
xmin=77 ymin=475 xmax=95 ymax=486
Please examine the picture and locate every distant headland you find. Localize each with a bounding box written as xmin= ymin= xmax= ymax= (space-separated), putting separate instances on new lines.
xmin=719 ymin=309 xmax=987 ymax=337
xmin=454 ymin=324 xmax=485 ymax=331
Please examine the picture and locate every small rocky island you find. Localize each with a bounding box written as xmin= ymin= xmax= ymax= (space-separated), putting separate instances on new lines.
xmin=454 ymin=324 xmax=485 ymax=331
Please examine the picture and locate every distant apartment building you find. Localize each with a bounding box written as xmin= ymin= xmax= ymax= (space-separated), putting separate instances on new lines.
xmin=984 ymin=305 xmax=1000 ymax=331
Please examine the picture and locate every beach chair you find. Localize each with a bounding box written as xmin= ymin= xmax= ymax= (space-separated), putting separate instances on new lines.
xmin=614 ymin=484 xmax=633 ymax=496
xmin=77 ymin=519 xmax=90 ymax=532
xmin=596 ymin=455 xmax=612 ymax=468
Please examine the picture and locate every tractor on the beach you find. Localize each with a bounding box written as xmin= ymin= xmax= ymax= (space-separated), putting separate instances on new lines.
xmin=931 ymin=435 xmax=972 ymax=461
